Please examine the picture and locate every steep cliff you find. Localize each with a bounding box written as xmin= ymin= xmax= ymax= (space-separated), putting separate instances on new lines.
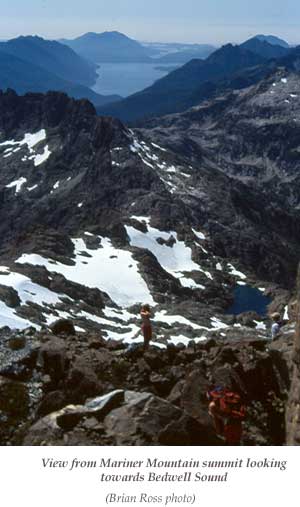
xmin=286 ymin=267 xmax=300 ymax=444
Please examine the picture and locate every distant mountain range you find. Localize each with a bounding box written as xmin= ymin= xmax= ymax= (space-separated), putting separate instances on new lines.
xmin=154 ymin=46 xmax=216 ymax=64
xmin=98 ymin=36 xmax=293 ymax=122
xmin=141 ymin=41 xmax=216 ymax=56
xmin=61 ymin=31 xmax=216 ymax=64
xmin=142 ymin=41 xmax=216 ymax=63
xmin=0 ymin=31 xmax=294 ymax=114
xmin=0 ymin=36 xmax=120 ymax=107
xmin=61 ymin=31 xmax=292 ymax=67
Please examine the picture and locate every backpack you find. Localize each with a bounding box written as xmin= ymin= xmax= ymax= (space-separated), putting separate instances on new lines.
xmin=207 ymin=387 xmax=246 ymax=421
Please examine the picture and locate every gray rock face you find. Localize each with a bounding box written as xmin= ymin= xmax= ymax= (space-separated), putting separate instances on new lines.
xmin=139 ymin=70 xmax=300 ymax=287
xmin=286 ymin=268 xmax=300 ymax=444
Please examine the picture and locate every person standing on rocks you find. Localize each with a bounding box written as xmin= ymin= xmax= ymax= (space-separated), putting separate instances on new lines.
xmin=271 ymin=312 xmax=281 ymax=339
xmin=140 ymin=304 xmax=152 ymax=350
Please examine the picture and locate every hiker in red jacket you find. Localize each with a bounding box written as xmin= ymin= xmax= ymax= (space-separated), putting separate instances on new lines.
xmin=208 ymin=387 xmax=246 ymax=445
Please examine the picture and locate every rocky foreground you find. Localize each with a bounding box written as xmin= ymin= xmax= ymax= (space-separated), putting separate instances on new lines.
xmin=0 ymin=319 xmax=294 ymax=446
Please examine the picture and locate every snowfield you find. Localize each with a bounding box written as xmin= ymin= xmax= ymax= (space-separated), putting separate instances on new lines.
xmin=126 ymin=220 xmax=211 ymax=288
xmin=17 ymin=236 xmax=155 ymax=308
xmin=126 ymin=223 xmax=199 ymax=273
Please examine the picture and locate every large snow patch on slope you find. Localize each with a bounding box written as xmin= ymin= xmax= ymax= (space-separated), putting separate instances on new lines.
xmin=17 ymin=236 xmax=155 ymax=308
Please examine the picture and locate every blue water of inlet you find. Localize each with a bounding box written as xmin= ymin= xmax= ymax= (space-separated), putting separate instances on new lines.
xmin=226 ymin=285 xmax=271 ymax=316
xmin=92 ymin=63 xmax=177 ymax=98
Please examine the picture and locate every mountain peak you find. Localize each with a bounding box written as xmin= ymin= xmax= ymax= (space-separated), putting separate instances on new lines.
xmin=75 ymin=31 xmax=135 ymax=42
xmin=241 ymin=36 xmax=291 ymax=59
xmin=254 ymin=34 xmax=290 ymax=48
xmin=62 ymin=30 xmax=152 ymax=63
xmin=207 ymin=43 xmax=263 ymax=64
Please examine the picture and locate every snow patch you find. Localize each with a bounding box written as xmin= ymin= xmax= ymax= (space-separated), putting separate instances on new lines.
xmin=103 ymin=307 xmax=135 ymax=322
xmin=125 ymin=224 xmax=201 ymax=289
xmin=228 ymin=263 xmax=247 ymax=280
xmin=179 ymin=277 xmax=205 ymax=290
xmin=6 ymin=177 xmax=27 ymax=194
xmin=27 ymin=184 xmax=38 ymax=192
xmin=210 ymin=317 xmax=228 ymax=330
xmin=1 ymin=129 xmax=51 ymax=166
xmin=192 ymin=228 xmax=206 ymax=240
xmin=254 ymin=321 xmax=267 ymax=331
xmin=17 ymin=236 xmax=155 ymax=308
xmin=0 ymin=300 xmax=37 ymax=330
xmin=34 ymin=145 xmax=51 ymax=166
xmin=154 ymin=310 xmax=204 ymax=330
xmin=151 ymin=142 xmax=167 ymax=152
xmin=130 ymin=216 xmax=151 ymax=225
xmin=0 ymin=267 xmax=65 ymax=307
xmin=166 ymin=165 xmax=177 ymax=173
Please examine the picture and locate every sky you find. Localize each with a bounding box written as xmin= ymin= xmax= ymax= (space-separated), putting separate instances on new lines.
xmin=1 ymin=0 xmax=299 ymax=45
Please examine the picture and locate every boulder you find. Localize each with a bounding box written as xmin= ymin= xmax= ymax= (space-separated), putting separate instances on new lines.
xmin=0 ymin=376 xmax=30 ymax=444
xmin=85 ymin=390 xmax=125 ymax=416
xmin=0 ymin=376 xmax=30 ymax=419
xmin=50 ymin=319 xmax=76 ymax=336
xmin=150 ymin=373 xmax=173 ymax=397
xmin=37 ymin=390 xmax=68 ymax=417
xmin=39 ymin=338 xmax=68 ymax=384
xmin=8 ymin=336 xmax=26 ymax=351
xmin=0 ymin=285 xmax=21 ymax=308
xmin=104 ymin=390 xmax=220 ymax=445
xmin=236 ymin=312 xmax=261 ymax=328
xmin=23 ymin=390 xmax=124 ymax=444
xmin=66 ymin=358 xmax=102 ymax=403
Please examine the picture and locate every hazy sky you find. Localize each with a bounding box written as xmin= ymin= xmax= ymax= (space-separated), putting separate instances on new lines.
xmin=1 ymin=0 xmax=299 ymax=45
